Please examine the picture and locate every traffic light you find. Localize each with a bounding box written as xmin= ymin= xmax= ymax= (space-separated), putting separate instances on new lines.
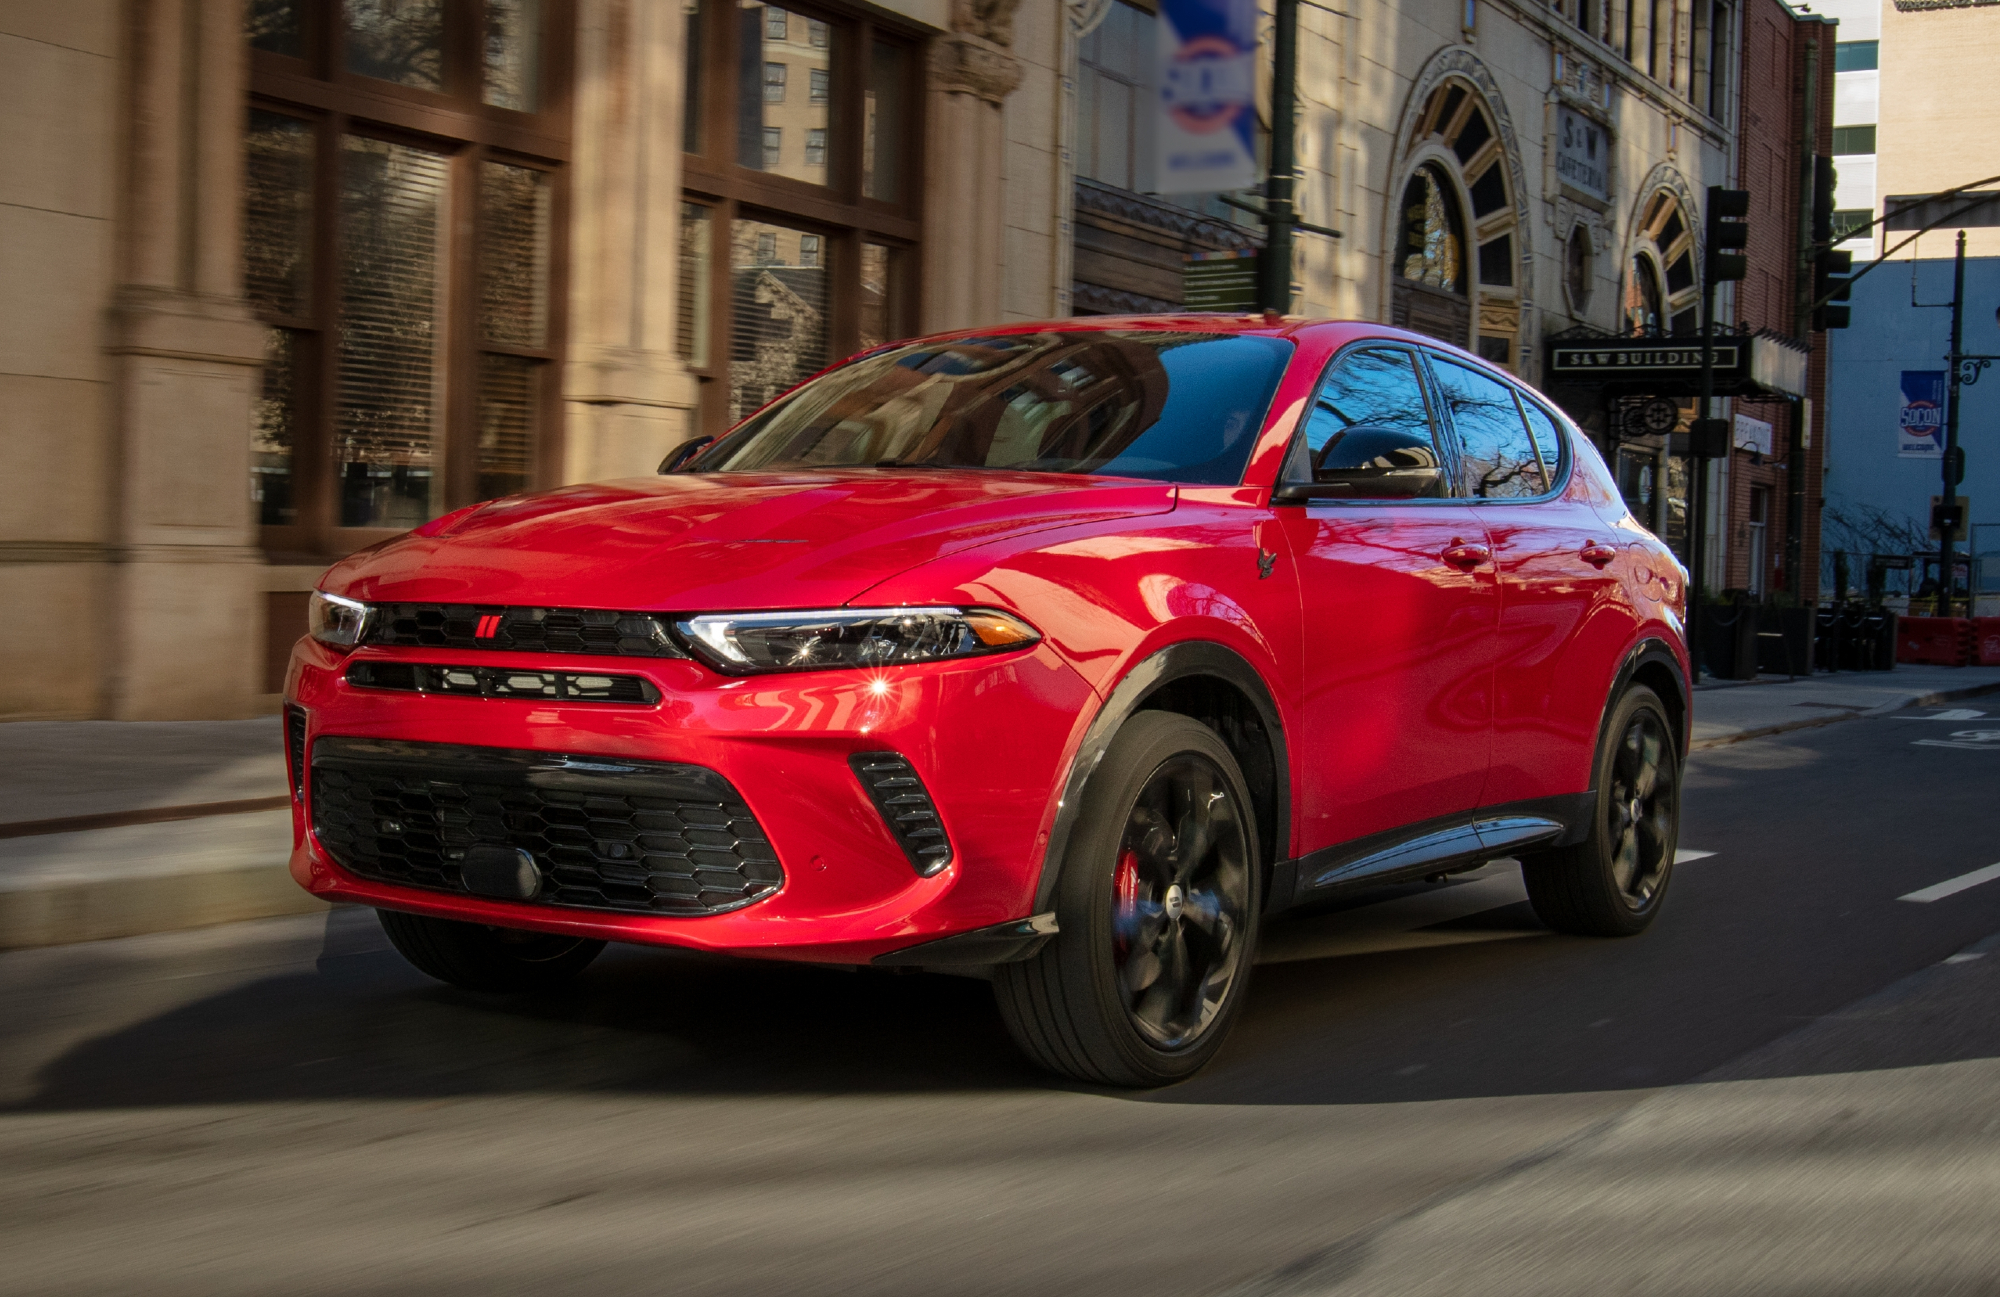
xmin=1814 ymin=248 xmax=1853 ymax=330
xmin=1810 ymin=156 xmax=1851 ymax=329
xmin=1706 ymin=186 xmax=1750 ymax=283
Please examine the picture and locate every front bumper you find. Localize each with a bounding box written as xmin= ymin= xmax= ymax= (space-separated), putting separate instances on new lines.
xmin=284 ymin=636 xmax=1099 ymax=964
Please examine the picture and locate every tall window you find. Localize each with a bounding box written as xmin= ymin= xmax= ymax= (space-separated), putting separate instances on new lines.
xmin=681 ymin=1 xmax=920 ymax=433
xmin=245 ymin=0 xmax=568 ymax=555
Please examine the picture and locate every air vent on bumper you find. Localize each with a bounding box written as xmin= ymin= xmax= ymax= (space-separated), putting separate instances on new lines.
xmin=849 ymin=752 xmax=952 ymax=877
xmin=346 ymin=661 xmax=660 ymax=705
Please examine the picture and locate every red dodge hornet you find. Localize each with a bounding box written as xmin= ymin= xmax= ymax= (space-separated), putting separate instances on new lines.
xmin=286 ymin=316 xmax=1689 ymax=1086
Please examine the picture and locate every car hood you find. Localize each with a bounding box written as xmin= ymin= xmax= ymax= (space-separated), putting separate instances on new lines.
xmin=324 ymin=469 xmax=1177 ymax=610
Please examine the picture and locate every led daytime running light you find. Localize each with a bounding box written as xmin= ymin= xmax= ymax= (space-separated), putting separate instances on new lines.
xmin=308 ymin=591 xmax=372 ymax=648
xmin=676 ymin=607 xmax=1040 ymax=674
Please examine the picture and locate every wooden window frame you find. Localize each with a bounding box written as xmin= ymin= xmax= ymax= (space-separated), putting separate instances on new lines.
xmin=248 ymin=0 xmax=573 ymax=562
xmin=680 ymin=0 xmax=925 ymax=438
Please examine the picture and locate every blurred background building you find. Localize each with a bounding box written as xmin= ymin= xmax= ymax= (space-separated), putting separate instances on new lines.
xmin=4 ymin=0 xmax=1842 ymax=720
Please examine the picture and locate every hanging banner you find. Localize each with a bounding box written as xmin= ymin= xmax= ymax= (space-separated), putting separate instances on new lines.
xmin=1155 ymin=0 xmax=1260 ymax=195
xmin=1898 ymin=370 xmax=1946 ymax=458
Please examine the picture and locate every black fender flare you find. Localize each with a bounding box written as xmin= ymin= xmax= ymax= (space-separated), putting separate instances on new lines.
xmin=1597 ymin=636 xmax=1691 ymax=768
xmin=1031 ymin=641 xmax=1291 ymax=913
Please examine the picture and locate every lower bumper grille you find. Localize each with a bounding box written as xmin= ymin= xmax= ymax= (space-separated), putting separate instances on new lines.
xmin=310 ymin=737 xmax=782 ymax=916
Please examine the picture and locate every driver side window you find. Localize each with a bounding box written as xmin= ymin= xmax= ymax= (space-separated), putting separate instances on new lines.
xmin=1284 ymin=347 xmax=1448 ymax=499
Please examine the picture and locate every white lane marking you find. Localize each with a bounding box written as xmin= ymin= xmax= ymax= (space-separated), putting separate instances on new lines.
xmin=1913 ymin=728 xmax=2000 ymax=750
xmin=1922 ymin=709 xmax=1988 ymax=721
xmin=1945 ymin=952 xmax=1986 ymax=964
xmin=1900 ymin=862 xmax=2000 ymax=903
xmin=1674 ymin=849 xmax=1715 ymax=863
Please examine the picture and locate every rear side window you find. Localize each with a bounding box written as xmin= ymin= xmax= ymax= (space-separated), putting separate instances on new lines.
xmin=1430 ymin=357 xmax=1547 ymax=499
xmin=1285 ymin=347 xmax=1448 ymax=499
xmin=1518 ymin=397 xmax=1569 ymax=484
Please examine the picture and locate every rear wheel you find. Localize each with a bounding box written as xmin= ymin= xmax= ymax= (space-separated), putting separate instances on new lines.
xmin=995 ymin=712 xmax=1260 ymax=1087
xmin=376 ymin=909 xmax=605 ymax=992
xmin=1521 ymin=684 xmax=1680 ymax=937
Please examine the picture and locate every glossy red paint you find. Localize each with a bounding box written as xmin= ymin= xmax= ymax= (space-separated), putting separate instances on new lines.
xmin=285 ymin=315 xmax=1688 ymax=964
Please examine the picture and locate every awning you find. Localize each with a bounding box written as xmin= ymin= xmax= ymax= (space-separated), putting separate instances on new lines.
xmin=1545 ymin=327 xmax=1808 ymax=399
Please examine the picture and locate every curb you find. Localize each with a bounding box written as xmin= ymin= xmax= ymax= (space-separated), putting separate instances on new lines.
xmin=1689 ymin=678 xmax=2000 ymax=751
xmin=0 ymin=864 xmax=328 ymax=952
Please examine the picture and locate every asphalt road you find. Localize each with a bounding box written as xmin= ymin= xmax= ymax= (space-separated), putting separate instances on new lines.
xmin=4 ymin=704 xmax=1999 ymax=1296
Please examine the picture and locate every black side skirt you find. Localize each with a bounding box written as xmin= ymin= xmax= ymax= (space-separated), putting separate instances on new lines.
xmin=1264 ymin=792 xmax=1594 ymax=915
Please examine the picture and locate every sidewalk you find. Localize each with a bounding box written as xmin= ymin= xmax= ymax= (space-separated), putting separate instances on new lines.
xmin=1689 ymin=663 xmax=2000 ymax=748
xmin=4 ymin=663 xmax=2000 ymax=950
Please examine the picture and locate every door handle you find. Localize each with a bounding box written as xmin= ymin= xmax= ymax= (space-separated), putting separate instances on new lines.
xmin=1441 ymin=540 xmax=1491 ymax=571
xmin=1580 ymin=542 xmax=1618 ymax=569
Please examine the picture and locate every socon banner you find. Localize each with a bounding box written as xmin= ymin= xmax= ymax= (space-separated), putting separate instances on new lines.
xmin=1898 ymin=370 xmax=1946 ymax=458
xmin=1155 ymin=0 xmax=1259 ymax=195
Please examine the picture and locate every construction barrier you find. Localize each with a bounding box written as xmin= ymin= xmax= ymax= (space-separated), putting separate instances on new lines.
xmin=1975 ymin=618 xmax=2000 ymax=667
xmin=1896 ymin=616 xmax=1975 ymax=667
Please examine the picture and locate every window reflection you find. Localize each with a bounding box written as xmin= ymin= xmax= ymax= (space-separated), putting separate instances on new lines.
xmin=337 ymin=135 xmax=448 ymax=528
xmin=865 ymin=42 xmax=904 ymax=201
xmin=1432 ymin=358 xmax=1545 ymax=498
xmin=248 ymin=0 xmax=302 ymax=56
xmin=730 ymin=217 xmax=830 ymax=420
xmin=484 ymin=0 xmax=542 ymax=110
xmin=678 ymin=202 xmax=713 ymax=368
xmin=737 ymin=2 xmax=831 ymax=187
xmin=243 ymin=110 xmax=314 ymax=318
xmin=1290 ymin=348 xmax=1448 ymax=498
xmin=345 ymin=0 xmax=444 ymax=91
xmin=253 ymin=329 xmax=298 ymax=525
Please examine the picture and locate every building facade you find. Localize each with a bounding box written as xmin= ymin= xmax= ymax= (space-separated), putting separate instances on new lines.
xmin=6 ymin=0 xmax=1809 ymax=720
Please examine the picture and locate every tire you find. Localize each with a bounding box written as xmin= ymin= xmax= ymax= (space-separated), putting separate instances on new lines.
xmin=995 ymin=711 xmax=1262 ymax=1087
xmin=1521 ymin=684 xmax=1680 ymax=937
xmin=376 ymin=909 xmax=605 ymax=992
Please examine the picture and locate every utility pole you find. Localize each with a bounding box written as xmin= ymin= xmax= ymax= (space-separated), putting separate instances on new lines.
xmin=1936 ymin=231 xmax=1969 ymax=616
xmin=1258 ymin=0 xmax=1299 ymax=314
xmin=1694 ymin=187 xmax=1751 ymax=679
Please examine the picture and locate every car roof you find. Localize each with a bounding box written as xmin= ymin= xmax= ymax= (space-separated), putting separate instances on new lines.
xmin=887 ymin=315 xmax=1508 ymax=376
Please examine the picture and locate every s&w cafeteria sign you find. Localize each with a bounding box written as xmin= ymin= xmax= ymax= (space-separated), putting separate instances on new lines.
xmin=1898 ymin=370 xmax=1945 ymax=458
xmin=1155 ymin=0 xmax=1259 ymax=195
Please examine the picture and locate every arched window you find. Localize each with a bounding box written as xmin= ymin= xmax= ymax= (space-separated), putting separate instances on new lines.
xmin=1625 ymin=253 xmax=1666 ymax=334
xmin=1391 ymin=79 xmax=1521 ymax=368
xmin=1626 ymin=191 xmax=1700 ymax=335
xmin=1399 ymin=165 xmax=1465 ymax=292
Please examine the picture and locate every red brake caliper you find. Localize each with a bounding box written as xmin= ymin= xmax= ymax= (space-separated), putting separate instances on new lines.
xmin=1113 ymin=846 xmax=1141 ymax=957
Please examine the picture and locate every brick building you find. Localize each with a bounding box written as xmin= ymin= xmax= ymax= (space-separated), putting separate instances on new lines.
xmin=1726 ymin=0 xmax=1834 ymax=602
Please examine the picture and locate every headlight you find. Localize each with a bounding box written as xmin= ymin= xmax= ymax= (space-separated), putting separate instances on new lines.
xmin=308 ymin=591 xmax=372 ymax=648
xmin=675 ymin=607 xmax=1040 ymax=674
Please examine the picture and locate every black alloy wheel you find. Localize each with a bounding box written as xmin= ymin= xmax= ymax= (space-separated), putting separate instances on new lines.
xmin=1112 ymin=754 xmax=1253 ymax=1049
xmin=1521 ymin=683 xmax=1681 ymax=937
xmin=995 ymin=711 xmax=1262 ymax=1086
xmin=1605 ymin=704 xmax=1676 ymax=909
xmin=377 ymin=909 xmax=606 ymax=992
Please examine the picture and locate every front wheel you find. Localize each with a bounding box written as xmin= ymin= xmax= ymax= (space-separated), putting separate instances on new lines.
xmin=1520 ymin=684 xmax=1680 ymax=937
xmin=377 ymin=909 xmax=605 ymax=992
xmin=995 ymin=712 xmax=1261 ymax=1087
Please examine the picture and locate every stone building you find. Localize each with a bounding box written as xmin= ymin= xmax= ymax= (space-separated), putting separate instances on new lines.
xmin=5 ymin=0 xmax=1797 ymax=720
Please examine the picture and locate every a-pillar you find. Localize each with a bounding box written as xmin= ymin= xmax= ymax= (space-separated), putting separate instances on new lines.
xmin=106 ymin=0 xmax=267 ymax=719
xmin=562 ymin=0 xmax=701 ymax=483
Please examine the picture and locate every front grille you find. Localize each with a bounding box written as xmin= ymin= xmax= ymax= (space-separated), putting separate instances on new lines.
xmin=346 ymin=661 xmax=660 ymax=705
xmin=850 ymin=752 xmax=953 ymax=876
xmin=284 ymin=705 xmax=308 ymax=800
xmin=364 ymin=604 xmax=687 ymax=658
xmin=310 ymin=737 xmax=782 ymax=916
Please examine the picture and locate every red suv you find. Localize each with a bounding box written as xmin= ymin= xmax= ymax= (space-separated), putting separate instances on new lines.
xmin=286 ymin=317 xmax=1688 ymax=1086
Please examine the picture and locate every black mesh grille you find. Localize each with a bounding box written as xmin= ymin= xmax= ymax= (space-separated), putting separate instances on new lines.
xmin=849 ymin=752 xmax=952 ymax=876
xmin=364 ymin=604 xmax=687 ymax=658
xmin=310 ymin=738 xmax=782 ymax=916
xmin=346 ymin=661 xmax=660 ymax=705
xmin=284 ymin=705 xmax=308 ymax=801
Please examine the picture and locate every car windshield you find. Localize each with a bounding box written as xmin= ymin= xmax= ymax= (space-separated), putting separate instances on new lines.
xmin=693 ymin=330 xmax=1294 ymax=485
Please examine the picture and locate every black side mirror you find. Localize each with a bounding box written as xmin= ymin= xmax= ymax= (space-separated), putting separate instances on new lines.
xmin=657 ymin=435 xmax=715 ymax=474
xmin=1271 ymin=424 xmax=1443 ymax=504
